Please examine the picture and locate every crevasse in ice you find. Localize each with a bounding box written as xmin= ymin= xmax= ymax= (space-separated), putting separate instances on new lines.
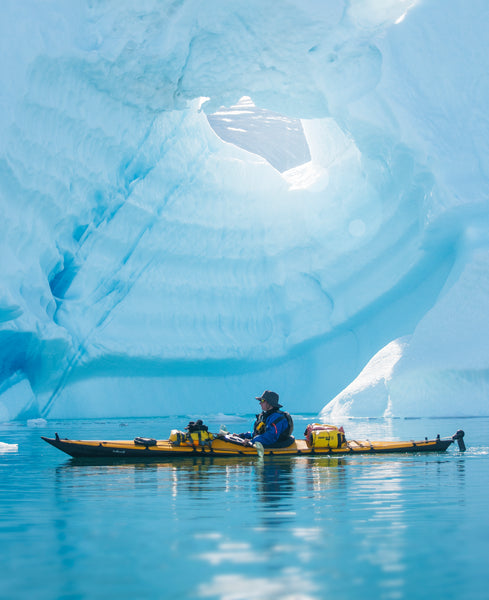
xmin=1 ymin=0 xmax=488 ymax=420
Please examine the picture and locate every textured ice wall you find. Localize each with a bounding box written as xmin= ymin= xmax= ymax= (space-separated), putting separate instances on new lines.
xmin=0 ymin=0 xmax=488 ymax=420
xmin=321 ymin=0 xmax=489 ymax=418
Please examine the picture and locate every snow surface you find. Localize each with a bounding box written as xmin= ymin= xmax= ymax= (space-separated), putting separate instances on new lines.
xmin=1 ymin=0 xmax=488 ymax=421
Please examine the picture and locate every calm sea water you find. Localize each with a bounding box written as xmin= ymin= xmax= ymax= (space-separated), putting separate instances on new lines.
xmin=1 ymin=415 xmax=488 ymax=600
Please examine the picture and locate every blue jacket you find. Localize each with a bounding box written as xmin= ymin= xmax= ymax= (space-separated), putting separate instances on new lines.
xmin=242 ymin=409 xmax=291 ymax=446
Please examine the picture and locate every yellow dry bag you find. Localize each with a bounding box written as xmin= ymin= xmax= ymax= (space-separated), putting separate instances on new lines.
xmin=304 ymin=423 xmax=347 ymax=449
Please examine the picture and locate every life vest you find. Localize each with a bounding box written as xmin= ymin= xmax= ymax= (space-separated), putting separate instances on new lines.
xmin=253 ymin=409 xmax=294 ymax=442
xmin=169 ymin=430 xmax=187 ymax=446
xmin=169 ymin=420 xmax=214 ymax=447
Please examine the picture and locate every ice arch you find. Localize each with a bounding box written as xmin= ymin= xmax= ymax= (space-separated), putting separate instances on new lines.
xmin=0 ymin=0 xmax=488 ymax=420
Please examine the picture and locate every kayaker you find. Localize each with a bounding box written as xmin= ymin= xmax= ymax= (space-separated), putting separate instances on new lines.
xmin=239 ymin=390 xmax=294 ymax=447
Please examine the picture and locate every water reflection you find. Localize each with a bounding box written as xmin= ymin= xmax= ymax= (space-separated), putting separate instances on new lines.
xmin=303 ymin=456 xmax=348 ymax=495
xmin=49 ymin=447 xmax=473 ymax=600
xmin=254 ymin=458 xmax=296 ymax=527
xmin=196 ymin=569 xmax=318 ymax=600
xmin=255 ymin=459 xmax=294 ymax=502
xmin=4 ymin=418 xmax=486 ymax=600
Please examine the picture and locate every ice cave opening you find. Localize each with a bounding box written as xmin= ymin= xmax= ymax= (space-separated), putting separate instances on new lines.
xmin=207 ymin=96 xmax=311 ymax=173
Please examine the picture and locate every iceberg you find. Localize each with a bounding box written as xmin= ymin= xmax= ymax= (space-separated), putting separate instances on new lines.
xmin=1 ymin=0 xmax=488 ymax=420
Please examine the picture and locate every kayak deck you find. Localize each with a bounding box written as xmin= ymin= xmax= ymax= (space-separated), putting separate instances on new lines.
xmin=41 ymin=432 xmax=459 ymax=459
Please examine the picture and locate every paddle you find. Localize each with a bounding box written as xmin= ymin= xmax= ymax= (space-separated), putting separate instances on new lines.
xmin=254 ymin=441 xmax=264 ymax=459
xmin=219 ymin=424 xmax=264 ymax=458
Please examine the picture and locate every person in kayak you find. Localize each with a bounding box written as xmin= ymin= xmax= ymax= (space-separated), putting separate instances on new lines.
xmin=239 ymin=390 xmax=294 ymax=448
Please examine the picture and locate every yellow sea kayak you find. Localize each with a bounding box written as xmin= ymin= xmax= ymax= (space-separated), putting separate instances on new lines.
xmin=41 ymin=429 xmax=465 ymax=459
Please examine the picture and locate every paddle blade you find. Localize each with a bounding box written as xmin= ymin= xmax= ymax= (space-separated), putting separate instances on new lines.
xmin=254 ymin=441 xmax=264 ymax=459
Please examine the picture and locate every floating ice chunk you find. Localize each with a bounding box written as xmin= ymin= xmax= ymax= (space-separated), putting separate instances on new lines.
xmin=27 ymin=418 xmax=48 ymax=427
xmin=205 ymin=413 xmax=249 ymax=423
xmin=0 ymin=442 xmax=18 ymax=454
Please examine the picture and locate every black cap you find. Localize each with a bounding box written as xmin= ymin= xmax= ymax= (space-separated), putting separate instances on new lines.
xmin=255 ymin=390 xmax=282 ymax=408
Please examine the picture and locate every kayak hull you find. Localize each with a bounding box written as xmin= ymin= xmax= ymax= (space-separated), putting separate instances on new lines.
xmin=42 ymin=434 xmax=454 ymax=459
